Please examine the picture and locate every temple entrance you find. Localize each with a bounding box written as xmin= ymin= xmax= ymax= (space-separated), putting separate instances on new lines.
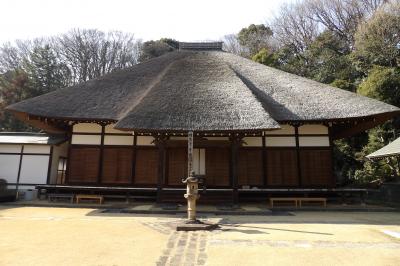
xmin=166 ymin=147 xmax=230 ymax=187
xmin=166 ymin=148 xmax=206 ymax=186
xmin=205 ymin=147 xmax=230 ymax=187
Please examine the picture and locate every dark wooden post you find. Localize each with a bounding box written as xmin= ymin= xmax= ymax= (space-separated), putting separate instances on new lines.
xmin=262 ymin=133 xmax=267 ymax=187
xmin=46 ymin=146 xmax=54 ymax=185
xmin=155 ymin=134 xmax=167 ymax=203
xmin=294 ymin=124 xmax=302 ymax=187
xmin=131 ymin=134 xmax=137 ymax=185
xmin=230 ymin=134 xmax=242 ymax=205
xmin=15 ymin=145 xmax=24 ymax=200
xmin=97 ymin=123 xmax=105 ymax=185
xmin=327 ymin=125 xmax=336 ymax=187
xmin=64 ymin=128 xmax=73 ymax=185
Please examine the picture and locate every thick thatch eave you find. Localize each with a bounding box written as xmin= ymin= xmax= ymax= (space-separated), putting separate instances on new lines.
xmin=6 ymin=50 xmax=400 ymax=134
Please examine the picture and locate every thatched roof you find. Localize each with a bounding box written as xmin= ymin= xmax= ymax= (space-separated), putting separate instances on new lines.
xmin=366 ymin=137 xmax=400 ymax=160
xmin=6 ymin=49 xmax=400 ymax=132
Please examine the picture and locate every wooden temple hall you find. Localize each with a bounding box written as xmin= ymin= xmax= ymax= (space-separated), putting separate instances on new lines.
xmin=6 ymin=42 xmax=400 ymax=203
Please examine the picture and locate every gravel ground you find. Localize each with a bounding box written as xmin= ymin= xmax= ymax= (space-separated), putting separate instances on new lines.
xmin=0 ymin=206 xmax=399 ymax=266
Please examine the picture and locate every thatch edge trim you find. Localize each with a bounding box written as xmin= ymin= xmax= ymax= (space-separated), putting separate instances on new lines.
xmin=8 ymin=109 xmax=400 ymax=134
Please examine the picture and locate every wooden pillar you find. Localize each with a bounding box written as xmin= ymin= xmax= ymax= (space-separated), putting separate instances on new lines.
xmin=262 ymin=133 xmax=267 ymax=187
xmin=328 ymin=125 xmax=336 ymax=187
xmin=155 ymin=135 xmax=167 ymax=203
xmin=97 ymin=124 xmax=105 ymax=185
xmin=46 ymin=146 xmax=54 ymax=185
xmin=131 ymin=134 xmax=137 ymax=185
xmin=65 ymin=128 xmax=73 ymax=185
xmin=295 ymin=125 xmax=302 ymax=187
xmin=230 ymin=134 xmax=242 ymax=205
xmin=15 ymin=145 xmax=24 ymax=200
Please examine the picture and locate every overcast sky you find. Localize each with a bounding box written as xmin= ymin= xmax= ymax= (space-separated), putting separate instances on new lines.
xmin=1 ymin=0 xmax=294 ymax=44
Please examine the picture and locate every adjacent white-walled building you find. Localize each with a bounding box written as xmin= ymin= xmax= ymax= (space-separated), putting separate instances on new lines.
xmin=0 ymin=133 xmax=68 ymax=194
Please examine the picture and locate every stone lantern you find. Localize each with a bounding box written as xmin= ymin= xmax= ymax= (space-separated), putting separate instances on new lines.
xmin=176 ymin=131 xmax=217 ymax=231
xmin=182 ymin=171 xmax=202 ymax=222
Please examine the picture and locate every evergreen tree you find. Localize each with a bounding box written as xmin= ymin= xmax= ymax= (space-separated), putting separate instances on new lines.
xmin=358 ymin=66 xmax=400 ymax=106
xmin=238 ymin=24 xmax=273 ymax=57
xmin=24 ymin=45 xmax=70 ymax=97
xmin=139 ymin=39 xmax=176 ymax=62
xmin=353 ymin=2 xmax=400 ymax=71
xmin=0 ymin=70 xmax=34 ymax=131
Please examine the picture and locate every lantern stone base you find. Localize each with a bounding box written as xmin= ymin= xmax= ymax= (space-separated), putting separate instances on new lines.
xmin=176 ymin=220 xmax=218 ymax=231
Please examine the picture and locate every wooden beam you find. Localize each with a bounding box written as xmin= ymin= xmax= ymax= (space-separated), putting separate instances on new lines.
xmin=164 ymin=139 xmax=231 ymax=148
xmin=331 ymin=114 xmax=394 ymax=140
xmin=10 ymin=111 xmax=68 ymax=133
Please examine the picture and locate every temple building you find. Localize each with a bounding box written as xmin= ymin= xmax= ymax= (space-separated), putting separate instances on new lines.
xmin=5 ymin=42 xmax=400 ymax=202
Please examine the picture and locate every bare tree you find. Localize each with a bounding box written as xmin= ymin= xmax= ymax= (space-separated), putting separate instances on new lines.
xmin=221 ymin=34 xmax=249 ymax=56
xmin=271 ymin=2 xmax=320 ymax=53
xmin=0 ymin=29 xmax=142 ymax=131
xmin=0 ymin=40 xmax=33 ymax=73
xmin=0 ymin=29 xmax=141 ymax=84
xmin=55 ymin=29 xmax=141 ymax=83
xmin=305 ymin=0 xmax=388 ymax=46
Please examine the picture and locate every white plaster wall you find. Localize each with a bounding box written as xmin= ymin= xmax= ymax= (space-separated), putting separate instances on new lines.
xmin=104 ymin=135 xmax=134 ymax=145
xmin=15 ymin=185 xmax=36 ymax=190
xmin=193 ymin=148 xmax=205 ymax=175
xmin=265 ymin=136 xmax=296 ymax=147
xmin=243 ymin=137 xmax=262 ymax=147
xmin=19 ymin=155 xmax=49 ymax=184
xmin=0 ymin=144 xmax=22 ymax=153
xmin=73 ymin=123 xmax=102 ymax=133
xmin=136 ymin=136 xmax=155 ymax=146
xmin=23 ymin=145 xmax=50 ymax=154
xmin=71 ymin=135 xmax=101 ymax=145
xmin=299 ymin=136 xmax=330 ymax=147
xmin=265 ymin=124 xmax=295 ymax=135
xmin=0 ymin=154 xmax=20 ymax=183
xmin=299 ymin=124 xmax=328 ymax=135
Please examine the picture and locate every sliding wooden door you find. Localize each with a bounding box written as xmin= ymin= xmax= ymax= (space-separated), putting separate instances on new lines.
xmin=205 ymin=147 xmax=230 ymax=186
xmin=266 ymin=149 xmax=299 ymax=186
xmin=134 ymin=148 xmax=158 ymax=185
xmin=102 ymin=147 xmax=132 ymax=184
xmin=68 ymin=147 xmax=100 ymax=184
